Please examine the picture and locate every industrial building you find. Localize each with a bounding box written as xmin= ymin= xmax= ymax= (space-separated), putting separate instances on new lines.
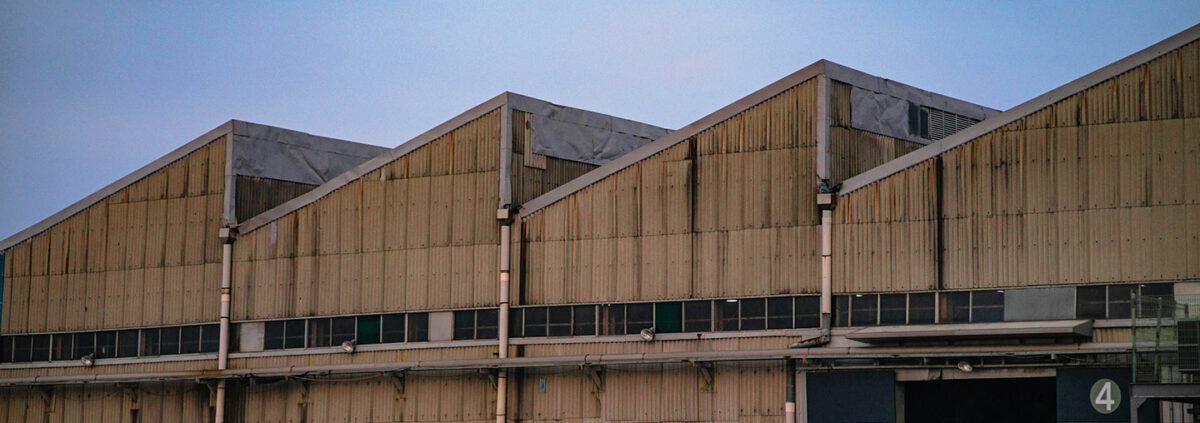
xmin=0 ymin=24 xmax=1197 ymax=423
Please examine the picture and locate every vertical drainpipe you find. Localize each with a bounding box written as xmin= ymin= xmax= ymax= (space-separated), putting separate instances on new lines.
xmin=785 ymin=359 xmax=797 ymax=423
xmin=216 ymin=227 xmax=235 ymax=423
xmin=496 ymin=100 xmax=513 ymax=423
xmin=815 ymin=73 xmax=834 ymax=338
xmin=496 ymin=219 xmax=511 ymax=423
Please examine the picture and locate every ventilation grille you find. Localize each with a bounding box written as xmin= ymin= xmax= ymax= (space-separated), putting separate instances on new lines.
xmin=928 ymin=108 xmax=980 ymax=140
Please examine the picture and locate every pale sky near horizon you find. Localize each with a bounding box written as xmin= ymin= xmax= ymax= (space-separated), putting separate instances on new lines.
xmin=0 ymin=1 xmax=1197 ymax=240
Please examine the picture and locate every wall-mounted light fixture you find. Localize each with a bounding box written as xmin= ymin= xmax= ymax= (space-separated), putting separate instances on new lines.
xmin=956 ymin=361 xmax=974 ymax=373
xmin=80 ymin=354 xmax=96 ymax=367
xmin=639 ymin=328 xmax=656 ymax=342
xmin=341 ymin=339 xmax=357 ymax=354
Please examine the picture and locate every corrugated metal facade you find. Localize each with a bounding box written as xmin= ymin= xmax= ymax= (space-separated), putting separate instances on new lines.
xmin=3 ymin=29 xmax=1197 ymax=423
xmin=1 ymin=136 xmax=227 ymax=334
xmin=521 ymin=80 xmax=824 ymax=304
xmin=835 ymin=39 xmax=1200 ymax=292
xmin=232 ymin=110 xmax=503 ymax=320
xmin=0 ymin=382 xmax=210 ymax=423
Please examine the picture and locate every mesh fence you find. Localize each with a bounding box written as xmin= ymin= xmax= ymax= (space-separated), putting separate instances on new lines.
xmin=1131 ymin=293 xmax=1200 ymax=384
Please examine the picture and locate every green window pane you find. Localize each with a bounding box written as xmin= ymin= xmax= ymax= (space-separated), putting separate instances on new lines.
xmin=655 ymin=302 xmax=683 ymax=334
xmin=357 ymin=315 xmax=381 ymax=345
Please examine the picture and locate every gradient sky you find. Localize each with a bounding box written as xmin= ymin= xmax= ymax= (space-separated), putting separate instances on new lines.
xmin=0 ymin=1 xmax=1197 ymax=240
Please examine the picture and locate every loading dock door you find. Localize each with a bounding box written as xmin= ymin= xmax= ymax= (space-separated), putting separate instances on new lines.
xmin=903 ymin=377 xmax=1056 ymax=423
xmin=807 ymin=371 xmax=896 ymax=423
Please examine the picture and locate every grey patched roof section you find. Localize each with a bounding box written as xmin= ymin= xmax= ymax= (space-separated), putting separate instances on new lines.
xmin=507 ymin=95 xmax=669 ymax=165
xmin=235 ymin=92 xmax=671 ymax=234
xmin=839 ymin=24 xmax=1200 ymax=195
xmin=230 ymin=120 xmax=388 ymax=185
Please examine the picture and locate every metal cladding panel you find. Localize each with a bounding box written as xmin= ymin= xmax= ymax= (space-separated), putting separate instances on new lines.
xmin=2 ymin=137 xmax=227 ymax=334
xmin=521 ymin=80 xmax=822 ymax=305
xmin=836 ymin=39 xmax=1200 ymax=293
xmin=233 ymin=110 xmax=536 ymax=319
xmin=0 ymin=381 xmax=206 ymax=423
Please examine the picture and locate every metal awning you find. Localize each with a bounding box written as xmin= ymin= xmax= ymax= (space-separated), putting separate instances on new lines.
xmin=846 ymin=320 xmax=1094 ymax=344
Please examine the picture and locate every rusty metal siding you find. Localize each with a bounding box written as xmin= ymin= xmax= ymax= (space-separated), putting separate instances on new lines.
xmin=1 ymin=136 xmax=227 ymax=334
xmin=836 ymin=40 xmax=1200 ymax=293
xmin=521 ymin=79 xmax=822 ymax=305
xmin=0 ymin=382 xmax=208 ymax=423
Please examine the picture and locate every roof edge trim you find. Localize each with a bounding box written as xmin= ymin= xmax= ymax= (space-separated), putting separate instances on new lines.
xmin=0 ymin=121 xmax=235 ymax=251
xmin=235 ymin=93 xmax=510 ymax=233
xmin=840 ymin=23 xmax=1200 ymax=195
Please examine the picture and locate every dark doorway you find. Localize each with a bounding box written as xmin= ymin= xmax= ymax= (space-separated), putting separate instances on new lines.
xmin=903 ymin=377 xmax=1055 ymax=423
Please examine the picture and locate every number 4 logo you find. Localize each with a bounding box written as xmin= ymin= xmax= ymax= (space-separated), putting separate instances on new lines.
xmin=1090 ymin=378 xmax=1122 ymax=414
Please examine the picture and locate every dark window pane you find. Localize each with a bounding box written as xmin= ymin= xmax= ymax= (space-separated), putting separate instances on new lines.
xmin=201 ymin=324 xmax=220 ymax=353
xmin=160 ymin=328 xmax=179 ymax=355
xmin=834 ymin=296 xmax=850 ymax=327
xmin=180 ymin=326 xmax=201 ymax=354
xmin=880 ymin=295 xmax=907 ymax=325
xmin=1139 ymin=283 xmax=1175 ymax=318
xmin=331 ymin=317 xmax=356 ymax=345
xmin=308 ymin=318 xmax=331 ymax=348
xmin=740 ymin=298 xmax=766 ymax=331
xmin=74 ymin=333 xmax=96 ymax=359
xmin=548 ymin=306 xmax=572 ymax=337
xmin=31 ymin=334 xmax=51 ymax=362
xmin=117 ymin=330 xmax=139 ymax=358
xmin=683 ymin=301 xmax=712 ymax=333
xmin=655 ymin=302 xmax=683 ymax=334
xmin=454 ymin=310 xmax=476 ymax=340
xmin=795 ymin=297 xmax=820 ymax=328
xmin=1108 ymin=285 xmax=1136 ymax=319
xmin=284 ymin=320 xmax=306 ymax=349
xmin=95 ymin=331 xmax=117 ymax=359
xmin=1141 ymin=283 xmax=1174 ymax=297
xmin=940 ymin=292 xmax=970 ymax=324
xmin=407 ymin=313 xmax=429 ymax=342
xmin=606 ymin=305 xmax=625 ymax=335
xmin=53 ymin=333 xmax=74 ymax=361
xmin=0 ymin=336 xmax=10 ymax=363
xmin=909 ymin=293 xmax=935 ymax=324
xmin=381 ymin=314 xmax=405 ymax=343
xmin=767 ymin=297 xmax=793 ymax=330
xmin=625 ymin=303 xmax=653 ymax=334
xmin=971 ymin=290 xmax=1005 ymax=323
xmin=1076 ymin=286 xmax=1107 ymax=319
xmin=13 ymin=335 xmax=32 ymax=363
xmin=524 ymin=307 xmax=548 ymax=337
xmin=476 ymin=309 xmax=498 ymax=339
xmin=263 ymin=321 xmax=284 ymax=350
xmin=717 ymin=300 xmax=739 ymax=331
xmin=508 ymin=309 xmax=523 ymax=338
xmin=572 ymin=306 xmax=595 ymax=336
xmin=357 ymin=315 xmax=381 ymax=345
xmin=851 ymin=295 xmax=877 ymax=327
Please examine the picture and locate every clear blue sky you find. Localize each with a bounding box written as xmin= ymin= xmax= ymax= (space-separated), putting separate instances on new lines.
xmin=0 ymin=1 xmax=1196 ymax=240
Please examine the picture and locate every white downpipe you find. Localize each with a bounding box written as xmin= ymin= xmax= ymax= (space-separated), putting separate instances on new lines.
xmin=820 ymin=210 xmax=832 ymax=337
xmin=216 ymin=228 xmax=233 ymax=423
xmin=496 ymin=222 xmax=511 ymax=423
